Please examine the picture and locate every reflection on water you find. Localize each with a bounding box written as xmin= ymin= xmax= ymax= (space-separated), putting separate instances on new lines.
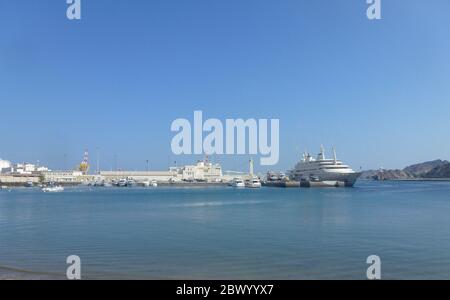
xmin=1 ymin=181 xmax=450 ymax=279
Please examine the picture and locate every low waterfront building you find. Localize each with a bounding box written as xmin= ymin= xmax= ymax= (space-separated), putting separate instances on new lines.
xmin=100 ymin=170 xmax=178 ymax=182
xmin=1 ymin=162 xmax=50 ymax=175
xmin=15 ymin=163 xmax=37 ymax=175
xmin=0 ymin=159 xmax=12 ymax=173
xmin=0 ymin=175 xmax=40 ymax=185
xmin=42 ymin=171 xmax=84 ymax=183
xmin=101 ymin=160 xmax=223 ymax=183
xmin=179 ymin=160 xmax=223 ymax=182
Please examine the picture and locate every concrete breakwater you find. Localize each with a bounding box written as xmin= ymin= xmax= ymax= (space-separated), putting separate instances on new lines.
xmin=0 ymin=175 xmax=40 ymax=187
xmin=263 ymin=181 xmax=300 ymax=188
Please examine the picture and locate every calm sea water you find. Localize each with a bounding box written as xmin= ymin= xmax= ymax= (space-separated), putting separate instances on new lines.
xmin=1 ymin=181 xmax=450 ymax=279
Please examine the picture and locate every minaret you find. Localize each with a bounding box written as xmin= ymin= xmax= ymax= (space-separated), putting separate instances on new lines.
xmin=249 ymin=158 xmax=254 ymax=178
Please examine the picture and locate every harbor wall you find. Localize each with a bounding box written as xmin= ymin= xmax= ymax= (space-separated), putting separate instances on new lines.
xmin=0 ymin=175 xmax=40 ymax=186
xmin=100 ymin=171 xmax=178 ymax=182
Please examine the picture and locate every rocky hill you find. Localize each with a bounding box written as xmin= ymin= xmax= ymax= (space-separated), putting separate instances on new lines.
xmin=423 ymin=163 xmax=450 ymax=178
xmin=361 ymin=160 xmax=450 ymax=180
xmin=403 ymin=160 xmax=448 ymax=177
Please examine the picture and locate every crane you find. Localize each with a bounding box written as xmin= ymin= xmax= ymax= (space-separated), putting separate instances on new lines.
xmin=78 ymin=149 xmax=90 ymax=175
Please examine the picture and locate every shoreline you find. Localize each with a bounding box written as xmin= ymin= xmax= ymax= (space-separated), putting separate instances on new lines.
xmin=0 ymin=265 xmax=64 ymax=280
xmin=3 ymin=179 xmax=450 ymax=190
xmin=359 ymin=178 xmax=450 ymax=182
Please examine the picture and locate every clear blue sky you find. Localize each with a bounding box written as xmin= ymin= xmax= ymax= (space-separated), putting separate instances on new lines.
xmin=1 ymin=0 xmax=449 ymax=172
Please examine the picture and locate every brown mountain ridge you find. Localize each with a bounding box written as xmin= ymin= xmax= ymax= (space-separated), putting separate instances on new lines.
xmin=361 ymin=160 xmax=450 ymax=180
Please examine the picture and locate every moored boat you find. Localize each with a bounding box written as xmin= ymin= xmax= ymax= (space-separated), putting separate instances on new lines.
xmin=42 ymin=186 xmax=64 ymax=193
xmin=117 ymin=179 xmax=128 ymax=187
xmin=25 ymin=180 xmax=34 ymax=187
xmin=288 ymin=145 xmax=361 ymax=187
xmin=143 ymin=180 xmax=158 ymax=187
xmin=246 ymin=178 xmax=262 ymax=188
xmin=230 ymin=178 xmax=245 ymax=188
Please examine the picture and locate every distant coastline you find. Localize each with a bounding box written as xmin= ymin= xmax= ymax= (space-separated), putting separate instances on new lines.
xmin=360 ymin=160 xmax=450 ymax=181
xmin=0 ymin=265 xmax=64 ymax=280
xmin=359 ymin=178 xmax=450 ymax=182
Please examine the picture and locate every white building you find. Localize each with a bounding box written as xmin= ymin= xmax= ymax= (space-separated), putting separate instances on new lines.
xmin=100 ymin=170 xmax=178 ymax=182
xmin=36 ymin=166 xmax=50 ymax=172
xmin=100 ymin=160 xmax=223 ymax=183
xmin=42 ymin=171 xmax=84 ymax=183
xmin=15 ymin=163 xmax=35 ymax=174
xmin=0 ymin=159 xmax=12 ymax=173
xmin=5 ymin=163 xmax=50 ymax=175
xmin=179 ymin=160 xmax=222 ymax=182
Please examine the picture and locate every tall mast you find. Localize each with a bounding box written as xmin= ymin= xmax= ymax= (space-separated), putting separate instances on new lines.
xmin=96 ymin=147 xmax=100 ymax=174
xmin=332 ymin=146 xmax=337 ymax=163
xmin=319 ymin=145 xmax=325 ymax=160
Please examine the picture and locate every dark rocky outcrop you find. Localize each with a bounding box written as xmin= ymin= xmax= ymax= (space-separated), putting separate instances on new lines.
xmin=403 ymin=160 xmax=448 ymax=177
xmin=423 ymin=163 xmax=450 ymax=178
xmin=361 ymin=160 xmax=450 ymax=180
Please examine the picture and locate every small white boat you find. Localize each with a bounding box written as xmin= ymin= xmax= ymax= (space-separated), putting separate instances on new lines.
xmin=126 ymin=179 xmax=135 ymax=187
xmin=246 ymin=178 xmax=262 ymax=188
xmin=42 ymin=186 xmax=64 ymax=193
xmin=117 ymin=179 xmax=127 ymax=187
xmin=231 ymin=178 xmax=245 ymax=188
xmin=25 ymin=180 xmax=34 ymax=187
xmin=1 ymin=186 xmax=8 ymax=190
xmin=93 ymin=180 xmax=105 ymax=187
xmin=143 ymin=180 xmax=158 ymax=187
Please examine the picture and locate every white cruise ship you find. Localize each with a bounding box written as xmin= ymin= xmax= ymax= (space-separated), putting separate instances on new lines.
xmin=288 ymin=146 xmax=361 ymax=187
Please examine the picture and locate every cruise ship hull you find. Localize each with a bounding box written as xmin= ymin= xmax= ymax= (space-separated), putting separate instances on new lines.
xmin=293 ymin=172 xmax=361 ymax=187
xmin=289 ymin=146 xmax=362 ymax=187
xmin=318 ymin=172 xmax=361 ymax=187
